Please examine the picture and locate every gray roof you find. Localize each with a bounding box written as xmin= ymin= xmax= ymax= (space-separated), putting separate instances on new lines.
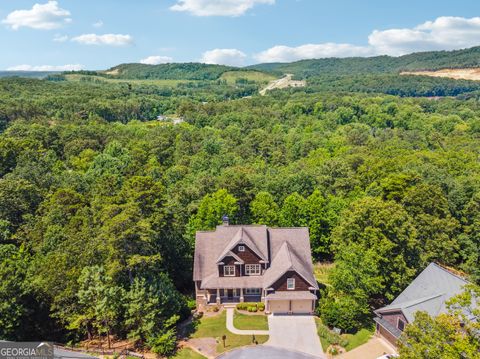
xmin=193 ymin=225 xmax=318 ymax=290
xmin=376 ymin=262 xmax=469 ymax=322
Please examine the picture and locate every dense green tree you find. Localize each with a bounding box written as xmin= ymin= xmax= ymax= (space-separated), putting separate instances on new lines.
xmin=331 ymin=197 xmax=419 ymax=301
xmin=69 ymin=266 xmax=124 ymax=347
xmin=398 ymin=285 xmax=480 ymax=359
xmin=279 ymin=192 xmax=307 ymax=227
xmin=250 ymin=191 xmax=279 ymax=226
xmin=188 ymin=189 xmax=239 ymax=232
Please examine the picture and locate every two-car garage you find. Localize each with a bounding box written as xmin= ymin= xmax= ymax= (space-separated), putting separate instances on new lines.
xmin=266 ymin=292 xmax=316 ymax=314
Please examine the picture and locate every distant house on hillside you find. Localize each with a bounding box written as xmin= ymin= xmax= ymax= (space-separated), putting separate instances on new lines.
xmin=193 ymin=216 xmax=319 ymax=314
xmin=374 ymin=262 xmax=470 ymax=346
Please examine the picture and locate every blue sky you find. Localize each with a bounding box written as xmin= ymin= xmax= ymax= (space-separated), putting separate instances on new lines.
xmin=1 ymin=0 xmax=480 ymax=70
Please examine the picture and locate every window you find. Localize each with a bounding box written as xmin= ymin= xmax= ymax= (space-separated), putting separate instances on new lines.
xmin=238 ymin=245 xmax=245 ymax=252
xmin=245 ymin=264 xmax=261 ymax=276
xmin=287 ymin=278 xmax=295 ymax=290
xmin=223 ymin=265 xmax=235 ymax=276
xmin=245 ymin=288 xmax=261 ymax=295
xmin=397 ymin=318 xmax=406 ymax=331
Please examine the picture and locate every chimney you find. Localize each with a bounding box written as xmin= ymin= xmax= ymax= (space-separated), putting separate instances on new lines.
xmin=222 ymin=215 xmax=230 ymax=226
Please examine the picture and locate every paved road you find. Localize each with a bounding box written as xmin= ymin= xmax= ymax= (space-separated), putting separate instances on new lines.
xmin=267 ymin=314 xmax=325 ymax=358
xmin=225 ymin=308 xmax=269 ymax=335
xmin=217 ymin=345 xmax=318 ymax=359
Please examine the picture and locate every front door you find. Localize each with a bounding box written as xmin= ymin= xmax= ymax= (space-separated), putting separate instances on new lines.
xmin=227 ymin=289 xmax=233 ymax=299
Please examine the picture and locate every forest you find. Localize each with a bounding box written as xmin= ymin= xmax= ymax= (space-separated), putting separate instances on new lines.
xmin=1 ymin=50 xmax=479 ymax=357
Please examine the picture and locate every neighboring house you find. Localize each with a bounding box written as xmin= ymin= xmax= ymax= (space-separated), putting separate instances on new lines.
xmin=374 ymin=262 xmax=470 ymax=346
xmin=193 ymin=217 xmax=319 ymax=314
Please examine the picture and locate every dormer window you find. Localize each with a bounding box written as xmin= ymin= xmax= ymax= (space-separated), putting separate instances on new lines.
xmin=224 ymin=265 xmax=235 ymax=276
xmin=238 ymin=245 xmax=245 ymax=252
xmin=397 ymin=318 xmax=405 ymax=331
xmin=287 ymin=278 xmax=295 ymax=290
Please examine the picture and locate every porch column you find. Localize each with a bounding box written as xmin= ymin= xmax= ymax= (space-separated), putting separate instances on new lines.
xmin=240 ymin=288 xmax=244 ymax=302
xmin=261 ymin=289 xmax=265 ymax=302
xmin=216 ymin=288 xmax=221 ymax=305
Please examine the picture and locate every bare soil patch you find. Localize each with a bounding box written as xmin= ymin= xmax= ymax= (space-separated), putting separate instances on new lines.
xmin=401 ymin=68 xmax=480 ymax=81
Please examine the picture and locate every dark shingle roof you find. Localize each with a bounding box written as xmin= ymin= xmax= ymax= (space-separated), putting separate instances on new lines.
xmin=193 ymin=225 xmax=318 ymax=290
xmin=376 ymin=263 xmax=469 ymax=322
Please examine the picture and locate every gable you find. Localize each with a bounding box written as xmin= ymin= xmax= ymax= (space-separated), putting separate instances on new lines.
xmin=271 ymin=270 xmax=311 ymax=291
xmin=232 ymin=243 xmax=262 ymax=264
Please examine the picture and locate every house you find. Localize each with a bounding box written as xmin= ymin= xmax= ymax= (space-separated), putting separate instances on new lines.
xmin=374 ymin=262 xmax=470 ymax=346
xmin=193 ymin=217 xmax=319 ymax=314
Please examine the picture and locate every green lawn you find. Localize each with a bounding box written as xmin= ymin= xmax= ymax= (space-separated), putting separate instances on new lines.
xmin=313 ymin=262 xmax=335 ymax=287
xmin=169 ymin=348 xmax=206 ymax=359
xmin=343 ymin=328 xmax=374 ymax=351
xmin=233 ymin=310 xmax=269 ymax=330
xmin=191 ymin=310 xmax=268 ymax=353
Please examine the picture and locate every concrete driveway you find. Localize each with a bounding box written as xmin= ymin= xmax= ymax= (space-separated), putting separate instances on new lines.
xmin=218 ymin=346 xmax=318 ymax=359
xmin=266 ymin=314 xmax=325 ymax=358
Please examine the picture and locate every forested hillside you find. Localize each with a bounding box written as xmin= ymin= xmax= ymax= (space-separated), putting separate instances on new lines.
xmin=1 ymin=53 xmax=480 ymax=355
xmin=250 ymin=46 xmax=480 ymax=77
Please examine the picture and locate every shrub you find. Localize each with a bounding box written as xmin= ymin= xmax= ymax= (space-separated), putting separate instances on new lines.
xmin=187 ymin=298 xmax=197 ymax=311
xmin=319 ymin=293 xmax=369 ymax=332
xmin=317 ymin=321 xmax=349 ymax=348
xmin=236 ymin=303 xmax=248 ymax=311
xmin=237 ymin=302 xmax=264 ymax=311
xmin=149 ymin=329 xmax=177 ymax=356
xmin=247 ymin=306 xmax=258 ymax=312
xmin=213 ymin=306 xmax=220 ymax=312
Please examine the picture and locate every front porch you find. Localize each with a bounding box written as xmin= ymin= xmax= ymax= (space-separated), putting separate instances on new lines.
xmin=205 ymin=288 xmax=263 ymax=305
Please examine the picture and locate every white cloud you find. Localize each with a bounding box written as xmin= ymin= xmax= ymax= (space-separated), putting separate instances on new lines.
xmin=7 ymin=64 xmax=84 ymax=71
xmin=201 ymin=48 xmax=247 ymax=66
xmin=369 ymin=16 xmax=480 ymax=56
xmin=170 ymin=0 xmax=274 ymax=17
xmin=255 ymin=43 xmax=373 ymax=63
xmin=140 ymin=55 xmax=173 ymax=65
xmin=92 ymin=20 xmax=104 ymax=28
xmin=53 ymin=34 xmax=68 ymax=42
xmin=71 ymin=33 xmax=133 ymax=46
xmin=2 ymin=1 xmax=71 ymax=30
xmin=254 ymin=16 xmax=480 ymax=63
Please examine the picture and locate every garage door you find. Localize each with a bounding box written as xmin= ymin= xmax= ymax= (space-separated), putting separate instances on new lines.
xmin=291 ymin=300 xmax=312 ymax=313
xmin=269 ymin=300 xmax=290 ymax=313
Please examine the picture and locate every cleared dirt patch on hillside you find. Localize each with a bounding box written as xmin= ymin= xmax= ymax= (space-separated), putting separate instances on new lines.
xmin=401 ymin=68 xmax=480 ymax=81
xmin=260 ymin=74 xmax=306 ymax=95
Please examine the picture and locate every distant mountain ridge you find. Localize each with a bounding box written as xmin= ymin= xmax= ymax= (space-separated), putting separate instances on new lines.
xmin=0 ymin=71 xmax=58 ymax=79
xmin=98 ymin=46 xmax=480 ymax=81
xmin=248 ymin=46 xmax=480 ymax=78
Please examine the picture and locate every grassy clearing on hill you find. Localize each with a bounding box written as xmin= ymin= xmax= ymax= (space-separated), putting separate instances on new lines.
xmin=220 ymin=70 xmax=276 ymax=84
xmin=314 ymin=262 xmax=335 ymax=287
xmin=65 ymin=74 xmax=193 ymax=86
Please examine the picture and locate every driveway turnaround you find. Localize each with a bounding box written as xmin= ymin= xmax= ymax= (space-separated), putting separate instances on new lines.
xmin=225 ymin=308 xmax=269 ymax=335
xmin=338 ymin=337 xmax=397 ymax=359
xmin=217 ymin=345 xmax=318 ymax=359
xmin=267 ymin=314 xmax=325 ymax=358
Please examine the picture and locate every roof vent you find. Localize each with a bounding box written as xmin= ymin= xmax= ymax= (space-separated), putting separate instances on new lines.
xmin=222 ymin=215 xmax=230 ymax=226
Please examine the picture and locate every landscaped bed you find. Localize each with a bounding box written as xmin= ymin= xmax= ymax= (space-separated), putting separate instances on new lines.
xmin=233 ymin=310 xmax=269 ymax=331
xmin=315 ymin=318 xmax=374 ymax=353
xmin=191 ymin=310 xmax=269 ymax=354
